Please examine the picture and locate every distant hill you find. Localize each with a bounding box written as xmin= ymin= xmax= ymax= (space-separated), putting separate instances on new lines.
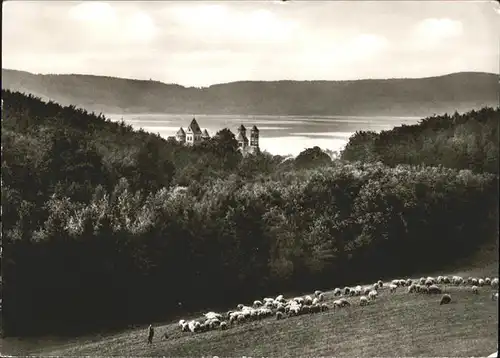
xmin=2 ymin=68 xmax=498 ymax=116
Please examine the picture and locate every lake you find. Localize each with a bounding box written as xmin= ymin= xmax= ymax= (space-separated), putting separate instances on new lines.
xmin=105 ymin=113 xmax=423 ymax=156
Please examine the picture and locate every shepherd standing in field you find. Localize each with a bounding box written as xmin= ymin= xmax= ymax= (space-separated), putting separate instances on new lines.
xmin=147 ymin=324 xmax=154 ymax=344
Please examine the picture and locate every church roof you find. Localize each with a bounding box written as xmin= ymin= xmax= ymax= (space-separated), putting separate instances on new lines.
xmin=238 ymin=124 xmax=246 ymax=132
xmin=187 ymin=118 xmax=202 ymax=134
xmin=251 ymin=125 xmax=259 ymax=132
xmin=202 ymin=129 xmax=210 ymax=137
xmin=236 ymin=132 xmax=248 ymax=142
xmin=176 ymin=127 xmax=186 ymax=136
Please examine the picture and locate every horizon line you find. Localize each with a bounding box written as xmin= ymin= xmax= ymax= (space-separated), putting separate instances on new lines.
xmin=2 ymin=67 xmax=498 ymax=89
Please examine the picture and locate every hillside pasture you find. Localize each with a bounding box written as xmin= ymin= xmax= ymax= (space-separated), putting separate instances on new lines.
xmin=36 ymin=276 xmax=499 ymax=357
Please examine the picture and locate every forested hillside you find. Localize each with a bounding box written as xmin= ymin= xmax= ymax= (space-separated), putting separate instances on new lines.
xmin=1 ymin=90 xmax=498 ymax=337
xmin=2 ymin=68 xmax=498 ymax=117
xmin=341 ymin=107 xmax=500 ymax=174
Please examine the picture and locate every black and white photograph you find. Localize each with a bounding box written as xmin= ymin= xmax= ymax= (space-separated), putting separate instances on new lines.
xmin=1 ymin=0 xmax=499 ymax=356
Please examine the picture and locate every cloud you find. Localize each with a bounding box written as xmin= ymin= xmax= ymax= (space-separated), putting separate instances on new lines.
xmin=2 ymin=2 xmax=498 ymax=86
xmin=163 ymin=4 xmax=299 ymax=48
xmin=412 ymin=18 xmax=463 ymax=49
xmin=68 ymin=2 xmax=117 ymax=23
xmin=66 ymin=2 xmax=158 ymax=47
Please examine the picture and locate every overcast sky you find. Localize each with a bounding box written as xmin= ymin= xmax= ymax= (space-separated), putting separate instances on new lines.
xmin=2 ymin=0 xmax=499 ymax=87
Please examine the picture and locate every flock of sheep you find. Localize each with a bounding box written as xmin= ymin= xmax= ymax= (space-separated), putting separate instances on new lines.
xmin=176 ymin=274 xmax=499 ymax=334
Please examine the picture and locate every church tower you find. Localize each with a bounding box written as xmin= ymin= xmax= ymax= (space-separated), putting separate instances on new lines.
xmin=250 ymin=125 xmax=259 ymax=152
xmin=236 ymin=124 xmax=249 ymax=150
xmin=186 ymin=117 xmax=202 ymax=145
xmin=176 ymin=127 xmax=186 ymax=144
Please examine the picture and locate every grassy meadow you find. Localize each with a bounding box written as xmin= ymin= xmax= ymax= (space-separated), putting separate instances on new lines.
xmin=32 ymin=258 xmax=498 ymax=358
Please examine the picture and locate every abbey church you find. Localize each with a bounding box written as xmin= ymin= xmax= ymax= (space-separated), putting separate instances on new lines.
xmin=174 ymin=118 xmax=260 ymax=155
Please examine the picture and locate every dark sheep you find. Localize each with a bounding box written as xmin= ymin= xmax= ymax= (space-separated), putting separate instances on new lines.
xmin=428 ymin=285 xmax=443 ymax=294
xmin=310 ymin=304 xmax=321 ymax=314
xmin=440 ymin=294 xmax=452 ymax=305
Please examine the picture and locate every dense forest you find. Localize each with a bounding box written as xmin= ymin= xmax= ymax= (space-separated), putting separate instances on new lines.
xmin=341 ymin=107 xmax=500 ymax=174
xmin=2 ymin=68 xmax=498 ymax=117
xmin=1 ymin=90 xmax=498 ymax=337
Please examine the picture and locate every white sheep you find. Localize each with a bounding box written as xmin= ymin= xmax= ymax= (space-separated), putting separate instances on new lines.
xmin=276 ymin=294 xmax=285 ymax=302
xmin=372 ymin=283 xmax=379 ymax=291
xmin=443 ymin=276 xmax=451 ymax=284
xmin=368 ymin=290 xmax=378 ymax=300
xmin=425 ymin=278 xmax=434 ymax=286
xmin=253 ymin=300 xmax=263 ymax=307
xmin=200 ymin=322 xmax=210 ymax=332
xmin=304 ymin=295 xmax=313 ymax=305
xmin=181 ymin=322 xmax=190 ymax=332
xmin=208 ymin=318 xmax=221 ymax=329
xmin=389 ymin=284 xmax=398 ymax=293
xmin=220 ymin=321 xmax=228 ymax=330
xmin=452 ymin=276 xmax=464 ymax=285
xmin=333 ymin=298 xmax=350 ymax=308
xmin=377 ymin=280 xmax=383 ymax=288
xmin=264 ymin=300 xmax=276 ymax=309
xmin=485 ymin=277 xmax=491 ymax=286
xmin=471 ymin=278 xmax=479 ymax=286
xmin=179 ymin=319 xmax=186 ymax=327
xmin=360 ymin=296 xmax=369 ymax=306
xmin=204 ymin=312 xmax=222 ymax=320
xmin=408 ymin=284 xmax=417 ymax=293
xmin=344 ymin=287 xmax=351 ymax=295
xmin=491 ymin=278 xmax=499 ymax=290
xmin=317 ymin=293 xmax=325 ymax=302
xmin=478 ymin=279 xmax=485 ymax=287
xmin=437 ymin=276 xmax=444 ymax=284
xmin=258 ymin=307 xmax=272 ymax=318
xmin=237 ymin=314 xmax=246 ymax=324
xmin=289 ymin=305 xmax=301 ymax=316
xmin=472 ymin=285 xmax=479 ymax=294
xmin=406 ymin=279 xmax=413 ymax=286
xmin=314 ymin=290 xmax=323 ymax=297
xmin=228 ymin=313 xmax=239 ymax=324
xmin=419 ymin=277 xmax=426 ymax=285
xmin=312 ymin=297 xmax=319 ymax=305
xmin=188 ymin=320 xmax=200 ymax=333
xmin=399 ymin=279 xmax=407 ymax=287
xmin=391 ymin=279 xmax=400 ymax=286
xmin=492 ymin=292 xmax=498 ymax=301
xmin=333 ymin=288 xmax=342 ymax=296
xmin=293 ymin=297 xmax=304 ymax=304
xmin=363 ymin=287 xmax=371 ymax=296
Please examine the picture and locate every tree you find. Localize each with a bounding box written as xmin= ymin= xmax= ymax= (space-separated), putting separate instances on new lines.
xmin=295 ymin=146 xmax=332 ymax=169
xmin=133 ymin=137 xmax=176 ymax=193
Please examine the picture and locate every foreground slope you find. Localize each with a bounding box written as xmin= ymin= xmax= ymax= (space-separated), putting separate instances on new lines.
xmin=32 ymin=264 xmax=498 ymax=357
xmin=2 ymin=68 xmax=498 ymax=116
